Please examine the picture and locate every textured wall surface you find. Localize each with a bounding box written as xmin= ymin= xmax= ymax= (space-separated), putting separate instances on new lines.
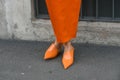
xmin=33 ymin=20 xmax=120 ymax=46
xmin=5 ymin=0 xmax=53 ymax=41
xmin=1 ymin=0 xmax=120 ymax=46
xmin=0 ymin=0 xmax=9 ymax=39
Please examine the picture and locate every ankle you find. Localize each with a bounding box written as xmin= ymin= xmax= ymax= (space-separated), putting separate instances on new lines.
xmin=63 ymin=41 xmax=71 ymax=47
xmin=54 ymin=40 xmax=62 ymax=49
xmin=63 ymin=41 xmax=73 ymax=51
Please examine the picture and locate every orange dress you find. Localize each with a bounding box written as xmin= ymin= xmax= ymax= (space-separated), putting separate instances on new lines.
xmin=45 ymin=0 xmax=82 ymax=43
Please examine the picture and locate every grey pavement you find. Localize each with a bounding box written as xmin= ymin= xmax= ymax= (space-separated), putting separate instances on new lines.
xmin=0 ymin=39 xmax=120 ymax=80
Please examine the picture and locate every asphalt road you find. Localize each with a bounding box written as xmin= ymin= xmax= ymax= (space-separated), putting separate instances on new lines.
xmin=0 ymin=39 xmax=120 ymax=80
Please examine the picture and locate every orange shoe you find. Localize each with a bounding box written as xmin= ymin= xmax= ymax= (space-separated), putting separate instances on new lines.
xmin=62 ymin=46 xmax=74 ymax=69
xmin=44 ymin=43 xmax=62 ymax=60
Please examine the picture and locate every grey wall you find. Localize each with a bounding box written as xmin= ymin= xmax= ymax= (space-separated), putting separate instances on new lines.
xmin=1 ymin=0 xmax=120 ymax=46
xmin=5 ymin=0 xmax=35 ymax=40
xmin=0 ymin=0 xmax=9 ymax=39
xmin=4 ymin=0 xmax=54 ymax=41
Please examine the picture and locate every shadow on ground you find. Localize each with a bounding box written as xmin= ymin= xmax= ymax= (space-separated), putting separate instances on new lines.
xmin=0 ymin=39 xmax=120 ymax=80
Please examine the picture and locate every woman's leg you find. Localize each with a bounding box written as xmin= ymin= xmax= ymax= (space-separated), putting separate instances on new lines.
xmin=63 ymin=41 xmax=73 ymax=52
xmin=54 ymin=39 xmax=63 ymax=50
xmin=44 ymin=0 xmax=82 ymax=69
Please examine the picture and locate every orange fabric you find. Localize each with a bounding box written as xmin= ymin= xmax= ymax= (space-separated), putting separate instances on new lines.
xmin=45 ymin=0 xmax=82 ymax=43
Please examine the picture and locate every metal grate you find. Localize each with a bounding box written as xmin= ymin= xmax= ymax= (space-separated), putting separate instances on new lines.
xmin=34 ymin=0 xmax=120 ymax=22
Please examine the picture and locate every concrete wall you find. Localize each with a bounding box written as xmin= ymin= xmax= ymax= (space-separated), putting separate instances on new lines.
xmin=4 ymin=0 xmax=54 ymax=41
xmin=0 ymin=0 xmax=9 ymax=39
xmin=1 ymin=0 xmax=120 ymax=46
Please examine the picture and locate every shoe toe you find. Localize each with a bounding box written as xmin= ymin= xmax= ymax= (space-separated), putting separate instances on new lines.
xmin=44 ymin=50 xmax=58 ymax=59
xmin=44 ymin=43 xmax=59 ymax=60
xmin=62 ymin=57 xmax=73 ymax=69
xmin=62 ymin=48 xmax=74 ymax=69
